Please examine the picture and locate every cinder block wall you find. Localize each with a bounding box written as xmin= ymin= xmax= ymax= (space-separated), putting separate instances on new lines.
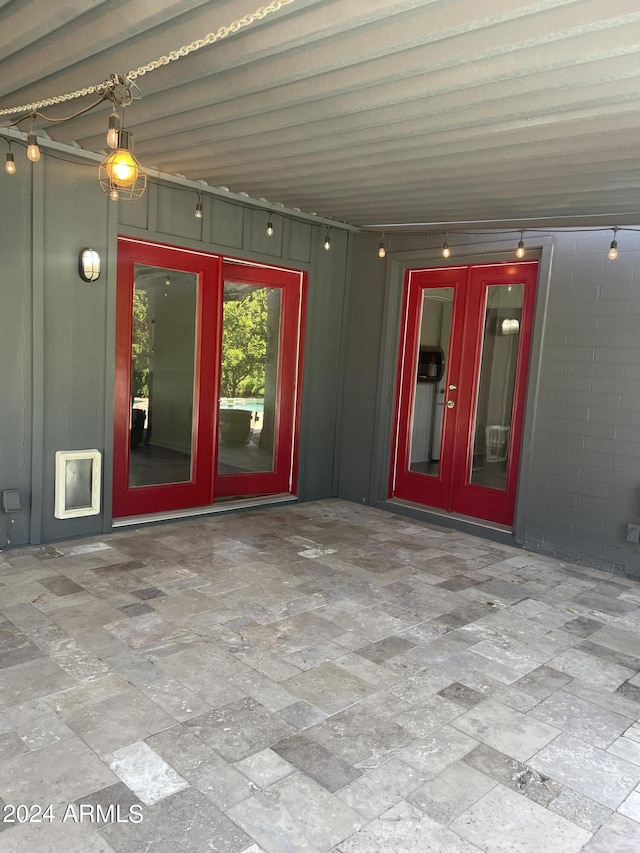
xmin=524 ymin=229 xmax=640 ymax=578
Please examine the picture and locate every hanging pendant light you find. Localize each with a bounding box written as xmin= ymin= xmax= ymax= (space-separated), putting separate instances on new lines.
xmin=608 ymin=227 xmax=618 ymax=260
xmin=98 ymin=129 xmax=146 ymax=200
xmin=516 ymin=230 xmax=525 ymax=258
xmin=442 ymin=232 xmax=451 ymax=258
xmin=378 ymin=234 xmax=386 ymax=258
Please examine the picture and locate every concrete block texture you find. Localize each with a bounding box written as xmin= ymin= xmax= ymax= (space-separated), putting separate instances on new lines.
xmin=529 ymin=231 xmax=640 ymax=577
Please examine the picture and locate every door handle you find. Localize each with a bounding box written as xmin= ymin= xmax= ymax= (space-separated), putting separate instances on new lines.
xmin=446 ymin=400 xmax=455 ymax=408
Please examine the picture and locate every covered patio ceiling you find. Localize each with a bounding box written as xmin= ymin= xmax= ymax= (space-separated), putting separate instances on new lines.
xmin=2 ymin=0 xmax=640 ymax=229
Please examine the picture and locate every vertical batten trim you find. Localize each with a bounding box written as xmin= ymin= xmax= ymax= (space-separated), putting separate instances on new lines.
xmin=30 ymin=161 xmax=45 ymax=545
xmin=102 ymin=195 xmax=118 ymax=533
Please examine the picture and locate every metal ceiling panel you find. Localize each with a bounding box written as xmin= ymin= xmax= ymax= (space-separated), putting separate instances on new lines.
xmin=2 ymin=0 xmax=640 ymax=228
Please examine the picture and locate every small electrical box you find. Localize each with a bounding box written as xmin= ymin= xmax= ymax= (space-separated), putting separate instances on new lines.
xmin=2 ymin=489 xmax=21 ymax=513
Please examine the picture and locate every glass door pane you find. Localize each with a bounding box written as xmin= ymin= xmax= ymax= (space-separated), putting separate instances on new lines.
xmin=129 ymin=264 xmax=198 ymax=488
xmin=217 ymin=281 xmax=282 ymax=476
xmin=409 ymin=286 xmax=454 ymax=478
xmin=469 ymin=284 xmax=524 ymax=490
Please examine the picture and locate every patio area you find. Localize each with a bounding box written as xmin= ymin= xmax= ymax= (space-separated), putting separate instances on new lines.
xmin=0 ymin=499 xmax=639 ymax=852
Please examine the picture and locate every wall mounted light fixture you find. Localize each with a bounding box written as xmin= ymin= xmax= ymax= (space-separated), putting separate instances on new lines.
xmin=79 ymin=248 xmax=101 ymax=282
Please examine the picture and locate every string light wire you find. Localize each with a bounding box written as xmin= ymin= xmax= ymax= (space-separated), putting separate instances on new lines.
xmin=0 ymin=0 xmax=297 ymax=118
xmin=362 ymin=225 xmax=640 ymax=259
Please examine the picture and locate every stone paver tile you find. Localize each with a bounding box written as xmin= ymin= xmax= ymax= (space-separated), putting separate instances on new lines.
xmin=0 ymin=820 xmax=118 ymax=852
xmin=227 ymin=772 xmax=364 ymax=853
xmin=0 ymin=737 xmax=117 ymax=808
xmin=108 ymin=740 xmax=189 ymax=805
xmin=234 ymin=747 xmax=295 ymax=788
xmin=451 ymin=698 xmax=559 ymax=762
xmin=618 ymin=789 xmax=640 ymax=823
xmin=580 ymin=813 xmax=640 ymax=852
xmin=549 ymin=788 xmax=612 ymax=833
xmin=282 ymin=663 xmax=376 ymax=714
xmin=101 ymin=787 xmax=251 ymax=853
xmin=529 ymin=732 xmax=640 ymax=809
xmin=336 ymin=800 xmax=482 ymax=853
xmin=529 ymin=689 xmax=629 ymax=749
xmin=335 ymin=757 xmax=426 ymax=820
xmin=451 ymin=784 xmax=591 ymax=852
xmin=408 ymin=761 xmax=497 ymax=823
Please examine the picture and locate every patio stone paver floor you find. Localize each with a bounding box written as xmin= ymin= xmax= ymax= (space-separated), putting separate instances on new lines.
xmin=1 ymin=499 xmax=639 ymax=852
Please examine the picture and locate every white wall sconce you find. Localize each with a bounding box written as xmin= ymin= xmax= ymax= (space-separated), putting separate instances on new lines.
xmin=79 ymin=248 xmax=101 ymax=282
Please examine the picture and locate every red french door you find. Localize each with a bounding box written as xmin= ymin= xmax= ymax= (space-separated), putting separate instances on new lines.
xmin=390 ymin=261 xmax=538 ymax=527
xmin=113 ymin=238 xmax=220 ymax=517
xmin=113 ymin=238 xmax=306 ymax=519
xmin=214 ymin=261 xmax=306 ymax=498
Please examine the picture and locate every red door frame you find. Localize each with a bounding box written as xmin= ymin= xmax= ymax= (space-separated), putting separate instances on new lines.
xmin=113 ymin=239 xmax=307 ymax=518
xmin=451 ymin=263 xmax=538 ymax=524
xmin=390 ymin=261 xmax=538 ymax=527
xmin=214 ymin=260 xmax=307 ymax=498
xmin=113 ymin=237 xmax=221 ymax=518
xmin=389 ymin=266 xmax=467 ymax=508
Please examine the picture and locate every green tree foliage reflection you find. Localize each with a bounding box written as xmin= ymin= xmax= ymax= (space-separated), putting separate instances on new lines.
xmin=221 ymin=288 xmax=268 ymax=397
xmin=132 ymin=288 xmax=151 ymax=398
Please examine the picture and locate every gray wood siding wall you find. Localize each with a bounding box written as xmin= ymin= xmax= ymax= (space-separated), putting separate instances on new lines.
xmin=0 ymin=161 xmax=351 ymax=546
xmin=119 ymin=185 xmax=351 ymax=504
xmin=0 ymin=163 xmax=32 ymax=549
